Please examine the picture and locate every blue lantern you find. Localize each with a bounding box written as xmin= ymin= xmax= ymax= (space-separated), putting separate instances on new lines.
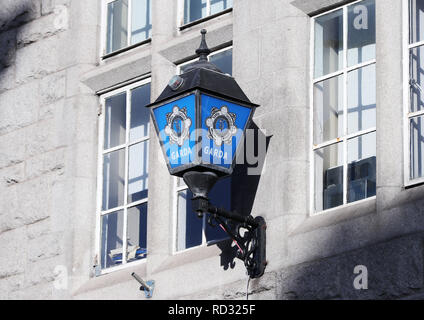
xmin=146 ymin=30 xmax=266 ymax=279
xmin=146 ymin=31 xmax=259 ymax=179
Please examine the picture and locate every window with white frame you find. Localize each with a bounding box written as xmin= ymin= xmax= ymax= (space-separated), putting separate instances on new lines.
xmin=97 ymin=79 xmax=151 ymax=270
xmin=174 ymin=47 xmax=232 ymax=252
xmin=406 ymin=0 xmax=424 ymax=182
xmin=182 ymin=0 xmax=233 ymax=25
xmin=312 ymin=0 xmax=376 ymax=213
xmin=103 ymin=0 xmax=152 ymax=55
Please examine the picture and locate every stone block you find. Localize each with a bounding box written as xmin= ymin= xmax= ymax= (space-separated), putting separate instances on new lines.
xmin=0 ymin=227 xmax=27 ymax=279
xmin=24 ymin=256 xmax=61 ymax=288
xmin=39 ymin=71 xmax=66 ymax=105
xmin=0 ymin=80 xmax=39 ymax=136
xmin=0 ymin=128 xmax=26 ymax=169
xmin=0 ymin=162 xmax=25 ymax=187
xmin=15 ymin=33 xmax=66 ymax=83
xmin=1 ymin=176 xmax=52 ymax=232
xmin=233 ymin=29 xmax=260 ymax=82
xmin=27 ymin=232 xmax=62 ymax=263
xmin=24 ymin=148 xmax=65 ymax=181
xmin=0 ymin=274 xmax=24 ymax=299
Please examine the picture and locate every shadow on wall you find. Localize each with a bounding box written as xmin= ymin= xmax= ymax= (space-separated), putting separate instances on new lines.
xmin=275 ymin=193 xmax=424 ymax=300
xmin=212 ymin=122 xmax=272 ymax=272
xmin=0 ymin=1 xmax=41 ymax=90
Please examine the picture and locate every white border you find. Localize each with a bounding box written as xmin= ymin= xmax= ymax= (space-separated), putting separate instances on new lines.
xmin=310 ymin=0 xmax=377 ymax=216
xmin=96 ymin=77 xmax=151 ymax=275
xmin=100 ymin=0 xmax=152 ymax=60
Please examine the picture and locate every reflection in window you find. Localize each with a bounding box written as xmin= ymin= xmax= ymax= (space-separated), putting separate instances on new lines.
xmin=131 ymin=0 xmax=152 ymax=45
xmin=347 ymin=132 xmax=376 ymax=203
xmin=314 ymin=9 xmax=343 ymax=78
xmin=179 ymin=48 xmax=233 ymax=75
xmin=106 ymin=0 xmax=128 ymax=54
xmin=99 ymin=81 xmax=151 ymax=270
xmin=176 ymin=178 xmax=230 ymax=251
xmin=127 ymin=204 xmax=148 ymax=262
xmin=347 ymin=0 xmax=376 ymax=67
xmin=103 ymin=149 xmax=126 ymax=211
xmin=347 ymin=64 xmax=376 ymax=134
xmin=409 ymin=0 xmax=424 ymax=181
xmin=128 ymin=141 xmax=149 ymax=203
xmin=315 ymin=143 xmax=344 ymax=211
xmin=313 ymin=75 xmax=344 ymax=145
xmin=313 ymin=0 xmax=376 ymax=212
xmin=183 ymin=0 xmax=232 ymax=25
xmin=104 ymin=93 xmax=126 ymax=150
xmin=105 ymin=0 xmax=152 ymax=55
xmin=101 ymin=210 xmax=124 ymax=268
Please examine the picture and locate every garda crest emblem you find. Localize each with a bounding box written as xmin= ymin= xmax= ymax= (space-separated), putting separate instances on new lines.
xmin=205 ymin=106 xmax=237 ymax=146
xmin=164 ymin=106 xmax=192 ymax=146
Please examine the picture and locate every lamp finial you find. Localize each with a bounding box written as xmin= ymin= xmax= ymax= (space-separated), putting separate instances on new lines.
xmin=196 ymin=29 xmax=211 ymax=61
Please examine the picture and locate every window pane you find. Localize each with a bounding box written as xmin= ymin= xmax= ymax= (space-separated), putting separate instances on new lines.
xmin=184 ymin=0 xmax=207 ymax=24
xmin=347 ymin=64 xmax=376 ymax=134
xmin=127 ymin=203 xmax=148 ymax=262
xmin=410 ymin=115 xmax=424 ymax=179
xmin=130 ymin=83 xmax=151 ymax=142
xmin=205 ymin=177 xmax=230 ymax=243
xmin=347 ymin=0 xmax=376 ymax=67
xmin=315 ymin=143 xmax=344 ymax=212
xmin=128 ymin=141 xmax=149 ymax=203
xmin=313 ymin=75 xmax=344 ymax=145
xmin=106 ymin=0 xmax=128 ymax=54
xmin=209 ymin=49 xmax=233 ymax=75
xmin=410 ymin=45 xmax=424 ymax=113
xmin=210 ymin=0 xmax=233 ymax=15
xmin=104 ymin=92 xmax=126 ymax=150
xmin=102 ymin=149 xmax=126 ymax=211
xmin=314 ymin=9 xmax=343 ymax=78
xmin=101 ymin=210 xmax=124 ymax=268
xmin=410 ymin=0 xmax=424 ymax=43
xmin=347 ymin=132 xmax=376 ymax=203
xmin=131 ymin=0 xmax=152 ymax=44
xmin=177 ymin=189 xmax=203 ymax=251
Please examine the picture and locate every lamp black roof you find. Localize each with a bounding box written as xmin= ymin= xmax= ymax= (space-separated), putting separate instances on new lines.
xmin=146 ymin=29 xmax=259 ymax=108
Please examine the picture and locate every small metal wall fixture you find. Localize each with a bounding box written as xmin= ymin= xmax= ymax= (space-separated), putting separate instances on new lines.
xmin=132 ymin=272 xmax=155 ymax=298
xmin=146 ymin=30 xmax=266 ymax=279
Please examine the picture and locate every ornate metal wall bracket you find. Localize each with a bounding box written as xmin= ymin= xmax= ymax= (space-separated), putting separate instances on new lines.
xmin=192 ymin=197 xmax=267 ymax=279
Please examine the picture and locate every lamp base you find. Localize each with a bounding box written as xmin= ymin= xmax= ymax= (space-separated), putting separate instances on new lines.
xmin=182 ymin=171 xmax=219 ymax=199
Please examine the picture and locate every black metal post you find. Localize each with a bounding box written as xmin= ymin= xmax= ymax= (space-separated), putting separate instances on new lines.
xmin=191 ymin=196 xmax=267 ymax=279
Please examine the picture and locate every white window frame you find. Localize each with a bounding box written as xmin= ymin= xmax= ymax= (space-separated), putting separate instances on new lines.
xmin=403 ymin=0 xmax=424 ymax=187
xmin=176 ymin=45 xmax=233 ymax=75
xmin=172 ymin=46 xmax=232 ymax=254
xmin=177 ymin=0 xmax=233 ymax=28
xmin=100 ymin=0 xmax=152 ymax=58
xmin=309 ymin=0 xmax=377 ymax=216
xmin=95 ymin=78 xmax=151 ymax=275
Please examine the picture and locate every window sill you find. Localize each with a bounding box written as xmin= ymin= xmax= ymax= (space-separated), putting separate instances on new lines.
xmin=405 ymin=176 xmax=424 ymax=189
xmin=72 ymin=260 xmax=147 ymax=297
xmin=101 ymin=38 xmax=152 ymax=60
xmin=96 ymin=258 xmax=147 ymax=276
xmin=179 ymin=8 xmax=233 ymax=31
xmin=290 ymin=197 xmax=376 ymax=236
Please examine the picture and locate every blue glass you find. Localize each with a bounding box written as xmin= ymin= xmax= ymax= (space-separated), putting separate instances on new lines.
xmin=153 ymin=94 xmax=196 ymax=169
xmin=201 ymin=94 xmax=252 ymax=169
